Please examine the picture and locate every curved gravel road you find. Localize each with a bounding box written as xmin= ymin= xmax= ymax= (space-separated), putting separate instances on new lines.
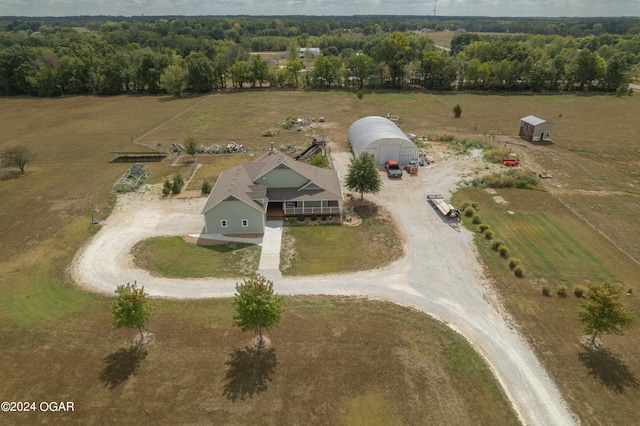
xmin=72 ymin=151 xmax=576 ymax=426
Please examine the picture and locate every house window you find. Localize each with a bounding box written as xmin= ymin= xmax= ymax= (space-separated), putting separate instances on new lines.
xmin=241 ymin=219 xmax=249 ymax=227
xmin=220 ymin=220 xmax=228 ymax=228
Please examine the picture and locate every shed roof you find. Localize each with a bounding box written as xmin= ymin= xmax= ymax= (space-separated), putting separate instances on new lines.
xmin=348 ymin=116 xmax=412 ymax=154
xmin=520 ymin=115 xmax=549 ymax=126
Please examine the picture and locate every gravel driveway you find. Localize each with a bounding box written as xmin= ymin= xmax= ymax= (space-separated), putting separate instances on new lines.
xmin=71 ymin=150 xmax=575 ymax=426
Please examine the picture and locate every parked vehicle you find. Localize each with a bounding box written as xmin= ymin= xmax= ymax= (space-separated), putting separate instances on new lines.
xmin=404 ymin=160 xmax=419 ymax=175
xmin=385 ymin=160 xmax=403 ymax=179
xmin=427 ymin=194 xmax=461 ymax=221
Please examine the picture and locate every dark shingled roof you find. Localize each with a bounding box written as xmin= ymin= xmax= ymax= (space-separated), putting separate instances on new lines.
xmin=202 ymin=149 xmax=342 ymax=214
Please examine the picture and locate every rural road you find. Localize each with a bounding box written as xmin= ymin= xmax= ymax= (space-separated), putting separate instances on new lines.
xmin=72 ymin=150 xmax=576 ymax=426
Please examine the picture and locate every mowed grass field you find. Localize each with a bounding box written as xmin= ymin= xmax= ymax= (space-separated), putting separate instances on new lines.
xmin=453 ymin=187 xmax=640 ymax=426
xmin=1 ymin=296 xmax=518 ymax=425
xmin=1 ymin=90 xmax=639 ymax=424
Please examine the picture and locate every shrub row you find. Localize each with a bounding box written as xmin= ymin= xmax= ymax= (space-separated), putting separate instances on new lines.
xmin=541 ymin=283 xmax=587 ymax=298
xmin=287 ymin=215 xmax=331 ymax=225
xmin=463 ymin=200 xmax=525 ymax=279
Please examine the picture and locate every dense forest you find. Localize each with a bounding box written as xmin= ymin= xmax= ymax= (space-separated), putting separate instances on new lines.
xmin=1 ymin=15 xmax=639 ymax=96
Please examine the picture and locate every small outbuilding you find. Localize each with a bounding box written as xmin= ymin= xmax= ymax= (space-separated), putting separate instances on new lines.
xmin=519 ymin=115 xmax=553 ymax=142
xmin=348 ymin=116 xmax=418 ymax=165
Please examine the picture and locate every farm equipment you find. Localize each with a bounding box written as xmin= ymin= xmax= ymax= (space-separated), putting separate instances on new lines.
xmin=295 ymin=136 xmax=326 ymax=160
xmin=427 ymin=194 xmax=461 ymax=221
xmin=502 ymin=158 xmax=519 ymax=167
xmin=404 ymin=160 xmax=419 ymax=175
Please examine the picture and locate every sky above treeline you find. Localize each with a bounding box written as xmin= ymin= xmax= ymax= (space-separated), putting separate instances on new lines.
xmin=2 ymin=0 xmax=639 ymax=18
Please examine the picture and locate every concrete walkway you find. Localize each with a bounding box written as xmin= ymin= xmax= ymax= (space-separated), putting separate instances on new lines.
xmin=257 ymin=220 xmax=283 ymax=280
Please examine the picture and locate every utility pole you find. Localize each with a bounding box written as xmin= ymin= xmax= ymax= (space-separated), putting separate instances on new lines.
xmin=434 ymin=0 xmax=437 ymax=16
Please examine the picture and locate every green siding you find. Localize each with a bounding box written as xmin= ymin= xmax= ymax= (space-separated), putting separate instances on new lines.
xmin=205 ymin=200 xmax=264 ymax=234
xmin=260 ymin=167 xmax=308 ymax=188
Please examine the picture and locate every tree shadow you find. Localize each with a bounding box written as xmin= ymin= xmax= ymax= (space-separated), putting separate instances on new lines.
xmin=578 ymin=348 xmax=640 ymax=394
xmin=0 ymin=170 xmax=26 ymax=181
xmin=99 ymin=346 xmax=148 ymax=390
xmin=222 ymin=345 xmax=277 ymax=402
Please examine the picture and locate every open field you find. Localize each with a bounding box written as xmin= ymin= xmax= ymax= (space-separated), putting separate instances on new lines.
xmin=1 ymin=90 xmax=639 ymax=424
xmin=0 ymin=296 xmax=519 ymax=425
xmin=453 ymin=187 xmax=640 ymax=425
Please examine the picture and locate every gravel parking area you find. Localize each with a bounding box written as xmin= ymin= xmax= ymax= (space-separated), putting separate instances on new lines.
xmin=71 ymin=149 xmax=575 ymax=426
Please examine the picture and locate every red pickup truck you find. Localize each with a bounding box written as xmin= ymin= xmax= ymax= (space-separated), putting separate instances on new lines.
xmin=385 ymin=160 xmax=403 ymax=178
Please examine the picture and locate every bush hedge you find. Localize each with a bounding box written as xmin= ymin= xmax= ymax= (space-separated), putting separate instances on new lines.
xmin=514 ymin=265 xmax=525 ymax=278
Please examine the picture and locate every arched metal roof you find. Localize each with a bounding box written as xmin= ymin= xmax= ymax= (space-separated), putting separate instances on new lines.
xmin=348 ymin=116 xmax=413 ymax=155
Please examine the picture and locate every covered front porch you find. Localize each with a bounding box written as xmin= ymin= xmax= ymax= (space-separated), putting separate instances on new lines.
xmin=283 ymin=200 xmax=341 ymax=216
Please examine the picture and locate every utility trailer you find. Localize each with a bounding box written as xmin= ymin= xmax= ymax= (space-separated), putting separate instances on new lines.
xmin=427 ymin=194 xmax=461 ymax=221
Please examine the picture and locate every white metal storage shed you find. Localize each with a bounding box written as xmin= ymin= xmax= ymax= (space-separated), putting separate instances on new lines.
xmin=348 ymin=116 xmax=418 ymax=165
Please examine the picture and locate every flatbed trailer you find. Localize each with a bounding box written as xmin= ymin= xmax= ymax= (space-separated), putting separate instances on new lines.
xmin=427 ymin=194 xmax=461 ymax=221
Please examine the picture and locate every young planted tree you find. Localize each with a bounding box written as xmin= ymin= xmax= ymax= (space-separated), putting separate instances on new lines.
xmin=232 ymin=274 xmax=283 ymax=349
xmin=111 ymin=282 xmax=155 ymax=346
xmin=184 ymin=136 xmax=198 ymax=163
xmin=1 ymin=145 xmax=35 ymax=173
xmin=453 ymin=104 xmax=462 ymax=118
xmin=578 ymin=281 xmax=637 ymax=345
xmin=201 ymin=179 xmax=212 ymax=194
xmin=345 ymin=151 xmax=382 ymax=201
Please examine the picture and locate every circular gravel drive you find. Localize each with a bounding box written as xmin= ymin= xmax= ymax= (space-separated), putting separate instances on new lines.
xmin=72 ymin=151 xmax=576 ymax=426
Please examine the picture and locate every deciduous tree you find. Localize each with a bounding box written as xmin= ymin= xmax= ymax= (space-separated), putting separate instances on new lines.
xmin=159 ymin=63 xmax=187 ymax=96
xmin=344 ymin=53 xmax=375 ymax=90
xmin=1 ymin=145 xmax=35 ymax=173
xmin=111 ymin=282 xmax=155 ymax=346
xmin=345 ymin=151 xmax=382 ymax=201
xmin=578 ymin=281 xmax=636 ymax=345
xmin=233 ymin=274 xmax=283 ymax=349
xmin=184 ymin=135 xmax=198 ymax=163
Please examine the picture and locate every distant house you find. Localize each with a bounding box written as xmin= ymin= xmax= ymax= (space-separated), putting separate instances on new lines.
xmin=299 ymin=47 xmax=321 ymax=58
xmin=519 ymin=115 xmax=553 ymax=142
xmin=201 ymin=147 xmax=342 ymax=234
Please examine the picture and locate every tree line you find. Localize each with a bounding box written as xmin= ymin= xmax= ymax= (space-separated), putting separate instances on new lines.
xmin=0 ymin=16 xmax=638 ymax=97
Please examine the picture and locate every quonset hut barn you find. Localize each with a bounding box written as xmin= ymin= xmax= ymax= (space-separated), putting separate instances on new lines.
xmin=348 ymin=116 xmax=418 ymax=165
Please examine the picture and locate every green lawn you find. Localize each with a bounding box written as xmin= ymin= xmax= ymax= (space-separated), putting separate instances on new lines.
xmin=453 ymin=187 xmax=640 ymax=425
xmin=132 ymin=236 xmax=261 ymax=278
xmin=282 ymin=202 xmax=402 ymax=275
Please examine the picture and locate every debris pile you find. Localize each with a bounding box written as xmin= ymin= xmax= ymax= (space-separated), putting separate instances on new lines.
xmin=171 ymin=142 xmax=247 ymax=155
xmin=281 ymin=117 xmax=317 ymax=131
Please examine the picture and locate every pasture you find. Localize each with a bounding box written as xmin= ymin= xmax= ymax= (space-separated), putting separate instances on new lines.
xmin=1 ymin=89 xmax=639 ymax=424
xmin=454 ymin=187 xmax=640 ymax=426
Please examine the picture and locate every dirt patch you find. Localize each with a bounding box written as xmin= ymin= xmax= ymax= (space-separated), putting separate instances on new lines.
xmin=580 ymin=335 xmax=606 ymax=352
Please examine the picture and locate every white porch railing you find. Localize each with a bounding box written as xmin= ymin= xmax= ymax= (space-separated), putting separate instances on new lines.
xmin=284 ymin=206 xmax=340 ymax=216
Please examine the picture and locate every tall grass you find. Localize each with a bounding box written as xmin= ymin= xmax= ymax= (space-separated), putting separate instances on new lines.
xmin=470 ymin=168 xmax=541 ymax=189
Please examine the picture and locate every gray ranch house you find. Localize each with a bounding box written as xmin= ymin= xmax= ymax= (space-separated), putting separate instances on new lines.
xmin=202 ymin=148 xmax=342 ymax=234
